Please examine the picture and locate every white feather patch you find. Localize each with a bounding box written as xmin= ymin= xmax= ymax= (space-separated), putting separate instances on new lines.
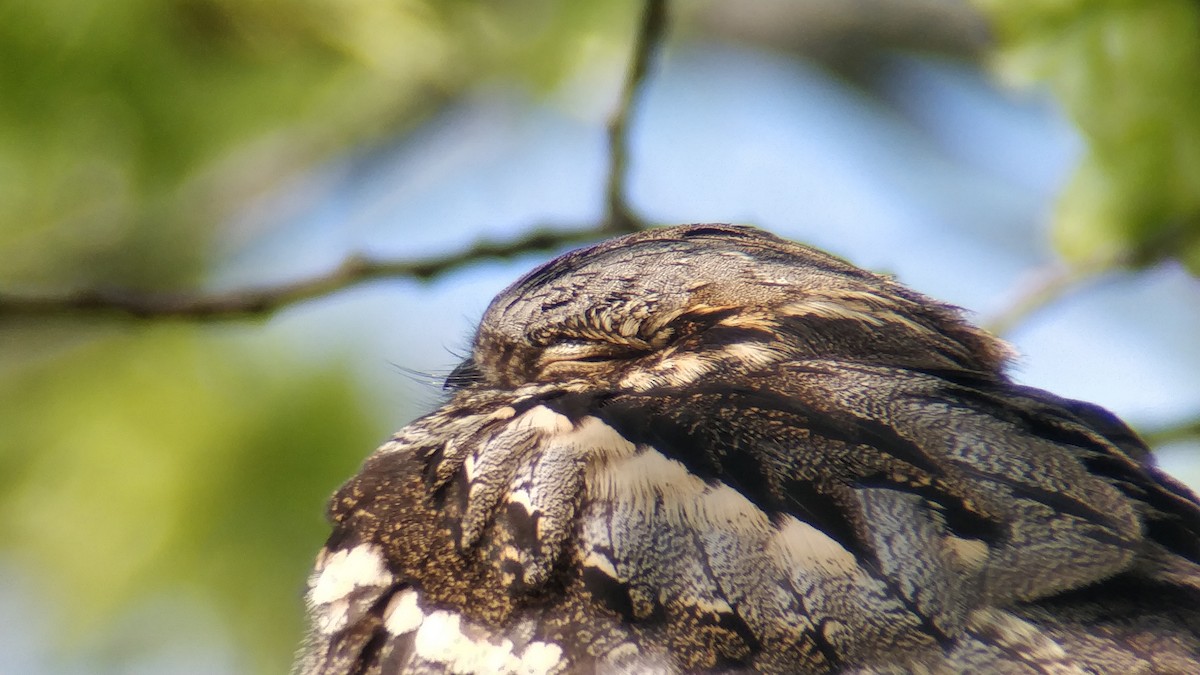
xmin=695 ymin=482 xmax=769 ymax=532
xmin=518 ymin=641 xmax=565 ymax=675
xmin=586 ymin=447 xmax=707 ymax=517
xmin=414 ymin=610 xmax=518 ymax=672
xmin=383 ymin=588 xmax=424 ymax=636
xmin=568 ymin=416 xmax=638 ymax=459
xmin=308 ymin=544 xmax=393 ymax=606
xmin=719 ymin=341 xmax=784 ymax=368
xmin=307 ymin=544 xmax=394 ymax=634
xmin=513 ymin=405 xmax=573 ymax=435
xmin=772 ymin=515 xmax=860 ymax=577
xmin=411 ymin=610 xmax=566 ymax=674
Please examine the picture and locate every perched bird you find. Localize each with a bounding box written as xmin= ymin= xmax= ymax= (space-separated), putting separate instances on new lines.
xmin=296 ymin=224 xmax=1200 ymax=674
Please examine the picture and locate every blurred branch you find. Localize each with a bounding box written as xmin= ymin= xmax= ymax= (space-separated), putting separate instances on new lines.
xmin=0 ymin=0 xmax=672 ymax=321
xmin=1143 ymin=417 xmax=1200 ymax=449
xmin=604 ymin=0 xmax=668 ymax=233
xmin=0 ymin=225 xmax=613 ymax=320
xmin=984 ymin=258 xmax=1119 ymax=337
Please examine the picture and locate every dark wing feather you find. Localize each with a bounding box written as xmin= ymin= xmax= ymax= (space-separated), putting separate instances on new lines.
xmin=296 ymin=360 xmax=1200 ymax=674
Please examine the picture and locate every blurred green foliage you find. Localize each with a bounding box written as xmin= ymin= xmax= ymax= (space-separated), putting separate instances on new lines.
xmin=0 ymin=322 xmax=385 ymax=671
xmin=977 ymin=0 xmax=1200 ymax=272
xmin=0 ymin=0 xmax=634 ymax=671
xmin=0 ymin=0 xmax=634 ymax=290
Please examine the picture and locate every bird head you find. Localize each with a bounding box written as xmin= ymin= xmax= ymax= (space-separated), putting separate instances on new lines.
xmin=455 ymin=224 xmax=1012 ymax=392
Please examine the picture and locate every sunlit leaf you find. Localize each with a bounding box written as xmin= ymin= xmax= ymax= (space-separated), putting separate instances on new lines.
xmin=976 ymin=0 xmax=1200 ymax=272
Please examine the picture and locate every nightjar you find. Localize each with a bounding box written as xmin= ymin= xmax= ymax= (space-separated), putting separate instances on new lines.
xmin=296 ymin=224 xmax=1200 ymax=674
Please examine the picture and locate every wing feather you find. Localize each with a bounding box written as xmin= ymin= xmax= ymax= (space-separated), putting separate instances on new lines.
xmin=297 ymin=363 xmax=1200 ymax=673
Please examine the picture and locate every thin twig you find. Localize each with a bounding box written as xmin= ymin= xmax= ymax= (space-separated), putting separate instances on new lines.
xmin=0 ymin=1 xmax=671 ymax=322
xmin=0 ymin=224 xmax=607 ymax=320
xmin=604 ymin=0 xmax=668 ymax=233
xmin=983 ymin=258 xmax=1118 ymax=337
xmin=1142 ymin=418 xmax=1200 ymax=449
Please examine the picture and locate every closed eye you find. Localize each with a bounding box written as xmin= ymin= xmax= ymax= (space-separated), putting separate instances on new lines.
xmin=569 ymin=351 xmax=629 ymax=363
xmin=538 ymin=341 xmax=650 ymax=369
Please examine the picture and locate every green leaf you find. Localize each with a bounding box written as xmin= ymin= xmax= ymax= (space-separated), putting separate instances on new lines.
xmin=976 ymin=0 xmax=1200 ymax=272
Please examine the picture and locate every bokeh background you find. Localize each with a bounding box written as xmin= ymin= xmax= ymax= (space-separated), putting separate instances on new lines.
xmin=2 ymin=1 xmax=1199 ymax=673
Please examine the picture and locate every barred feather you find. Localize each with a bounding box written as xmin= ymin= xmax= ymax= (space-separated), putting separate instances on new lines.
xmin=296 ymin=224 xmax=1200 ymax=674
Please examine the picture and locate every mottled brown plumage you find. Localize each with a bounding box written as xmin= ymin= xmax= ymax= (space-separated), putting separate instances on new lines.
xmin=297 ymin=224 xmax=1200 ymax=674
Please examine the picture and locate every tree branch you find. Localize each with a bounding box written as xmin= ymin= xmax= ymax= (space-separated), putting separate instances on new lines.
xmin=0 ymin=224 xmax=610 ymax=320
xmin=604 ymin=0 xmax=668 ymax=233
xmin=0 ymin=0 xmax=672 ymax=321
